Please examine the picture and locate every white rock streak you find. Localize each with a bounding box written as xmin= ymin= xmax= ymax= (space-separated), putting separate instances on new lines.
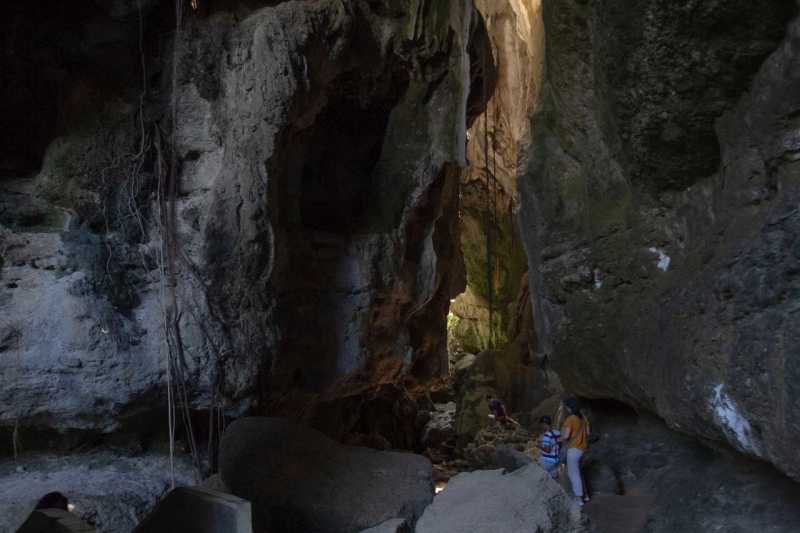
xmin=648 ymin=247 xmax=671 ymax=271
xmin=593 ymin=268 xmax=603 ymax=289
xmin=711 ymin=384 xmax=759 ymax=453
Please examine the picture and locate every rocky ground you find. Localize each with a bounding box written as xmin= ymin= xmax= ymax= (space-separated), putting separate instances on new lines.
xmin=0 ymin=450 xmax=195 ymax=533
xmin=420 ymin=390 xmax=800 ymax=533
xmin=5 ymin=399 xmax=800 ymax=532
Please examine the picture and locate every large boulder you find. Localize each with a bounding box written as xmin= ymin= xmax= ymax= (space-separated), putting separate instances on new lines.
xmin=421 ymin=401 xmax=456 ymax=449
xmin=219 ymin=418 xmax=433 ymax=533
xmin=415 ymin=465 xmax=588 ymax=533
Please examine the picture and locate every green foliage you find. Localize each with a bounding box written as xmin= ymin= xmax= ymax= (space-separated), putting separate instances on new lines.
xmin=459 ymin=202 xmax=528 ymax=351
xmin=447 ymin=311 xmax=460 ymax=331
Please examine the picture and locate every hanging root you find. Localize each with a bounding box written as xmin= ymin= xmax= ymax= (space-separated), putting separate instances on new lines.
xmin=153 ymin=0 xmax=204 ymax=485
xmin=12 ymin=419 xmax=20 ymax=462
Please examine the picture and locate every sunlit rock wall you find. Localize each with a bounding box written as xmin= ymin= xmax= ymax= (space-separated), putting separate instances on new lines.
xmin=451 ymin=0 xmax=543 ymax=354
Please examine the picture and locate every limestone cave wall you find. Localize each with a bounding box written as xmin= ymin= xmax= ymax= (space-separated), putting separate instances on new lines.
xmin=520 ymin=0 xmax=800 ymax=480
xmin=0 ymin=0 xmax=491 ymax=449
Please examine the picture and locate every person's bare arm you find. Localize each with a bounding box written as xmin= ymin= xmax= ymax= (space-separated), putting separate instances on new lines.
xmin=560 ymin=424 xmax=572 ymax=442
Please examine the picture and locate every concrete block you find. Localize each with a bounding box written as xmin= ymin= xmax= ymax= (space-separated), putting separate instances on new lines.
xmin=134 ymin=486 xmax=252 ymax=533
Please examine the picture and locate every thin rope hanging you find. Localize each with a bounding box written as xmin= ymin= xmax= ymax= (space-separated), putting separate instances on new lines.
xmin=156 ymin=0 xmax=203 ymax=486
xmin=482 ymin=37 xmax=495 ymax=351
xmin=490 ymin=86 xmax=500 ymax=349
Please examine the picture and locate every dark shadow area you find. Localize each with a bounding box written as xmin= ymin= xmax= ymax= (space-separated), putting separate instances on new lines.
xmin=295 ymin=71 xmax=401 ymax=234
xmin=0 ymin=0 xmax=180 ymax=179
xmin=268 ymin=63 xmax=408 ymax=391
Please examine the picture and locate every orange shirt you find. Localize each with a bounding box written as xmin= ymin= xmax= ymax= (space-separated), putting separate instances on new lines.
xmin=563 ymin=414 xmax=589 ymax=450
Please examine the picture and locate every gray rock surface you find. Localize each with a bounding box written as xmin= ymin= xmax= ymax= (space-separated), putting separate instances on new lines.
xmin=219 ymin=417 xmax=433 ymax=533
xmin=0 ymin=185 xmax=173 ymax=433
xmin=583 ymin=461 xmax=622 ymax=496
xmin=415 ymin=465 xmax=587 ymax=533
xmin=358 ymin=519 xmax=410 ymax=533
xmin=519 ymin=0 xmax=800 ymax=479
xmin=0 ymin=451 xmax=194 ymax=533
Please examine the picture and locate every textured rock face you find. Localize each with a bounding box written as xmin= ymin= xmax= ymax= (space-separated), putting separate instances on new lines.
xmin=219 ymin=417 xmax=433 ymax=533
xmin=519 ymin=0 xmax=800 ymax=479
xmin=1 ymin=0 xmax=487 ymax=439
xmin=421 ymin=401 xmax=456 ymax=448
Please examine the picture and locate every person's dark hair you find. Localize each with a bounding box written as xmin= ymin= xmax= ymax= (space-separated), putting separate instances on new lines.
xmin=563 ymin=397 xmax=580 ymax=414
xmin=35 ymin=492 xmax=69 ymax=511
xmin=539 ymin=415 xmax=552 ymax=425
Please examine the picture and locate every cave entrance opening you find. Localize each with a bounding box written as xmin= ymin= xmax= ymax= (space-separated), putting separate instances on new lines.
xmin=441 ymin=0 xmax=546 ymax=423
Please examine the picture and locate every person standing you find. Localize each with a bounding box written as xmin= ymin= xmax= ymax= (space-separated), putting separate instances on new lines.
xmin=559 ymin=397 xmax=590 ymax=506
